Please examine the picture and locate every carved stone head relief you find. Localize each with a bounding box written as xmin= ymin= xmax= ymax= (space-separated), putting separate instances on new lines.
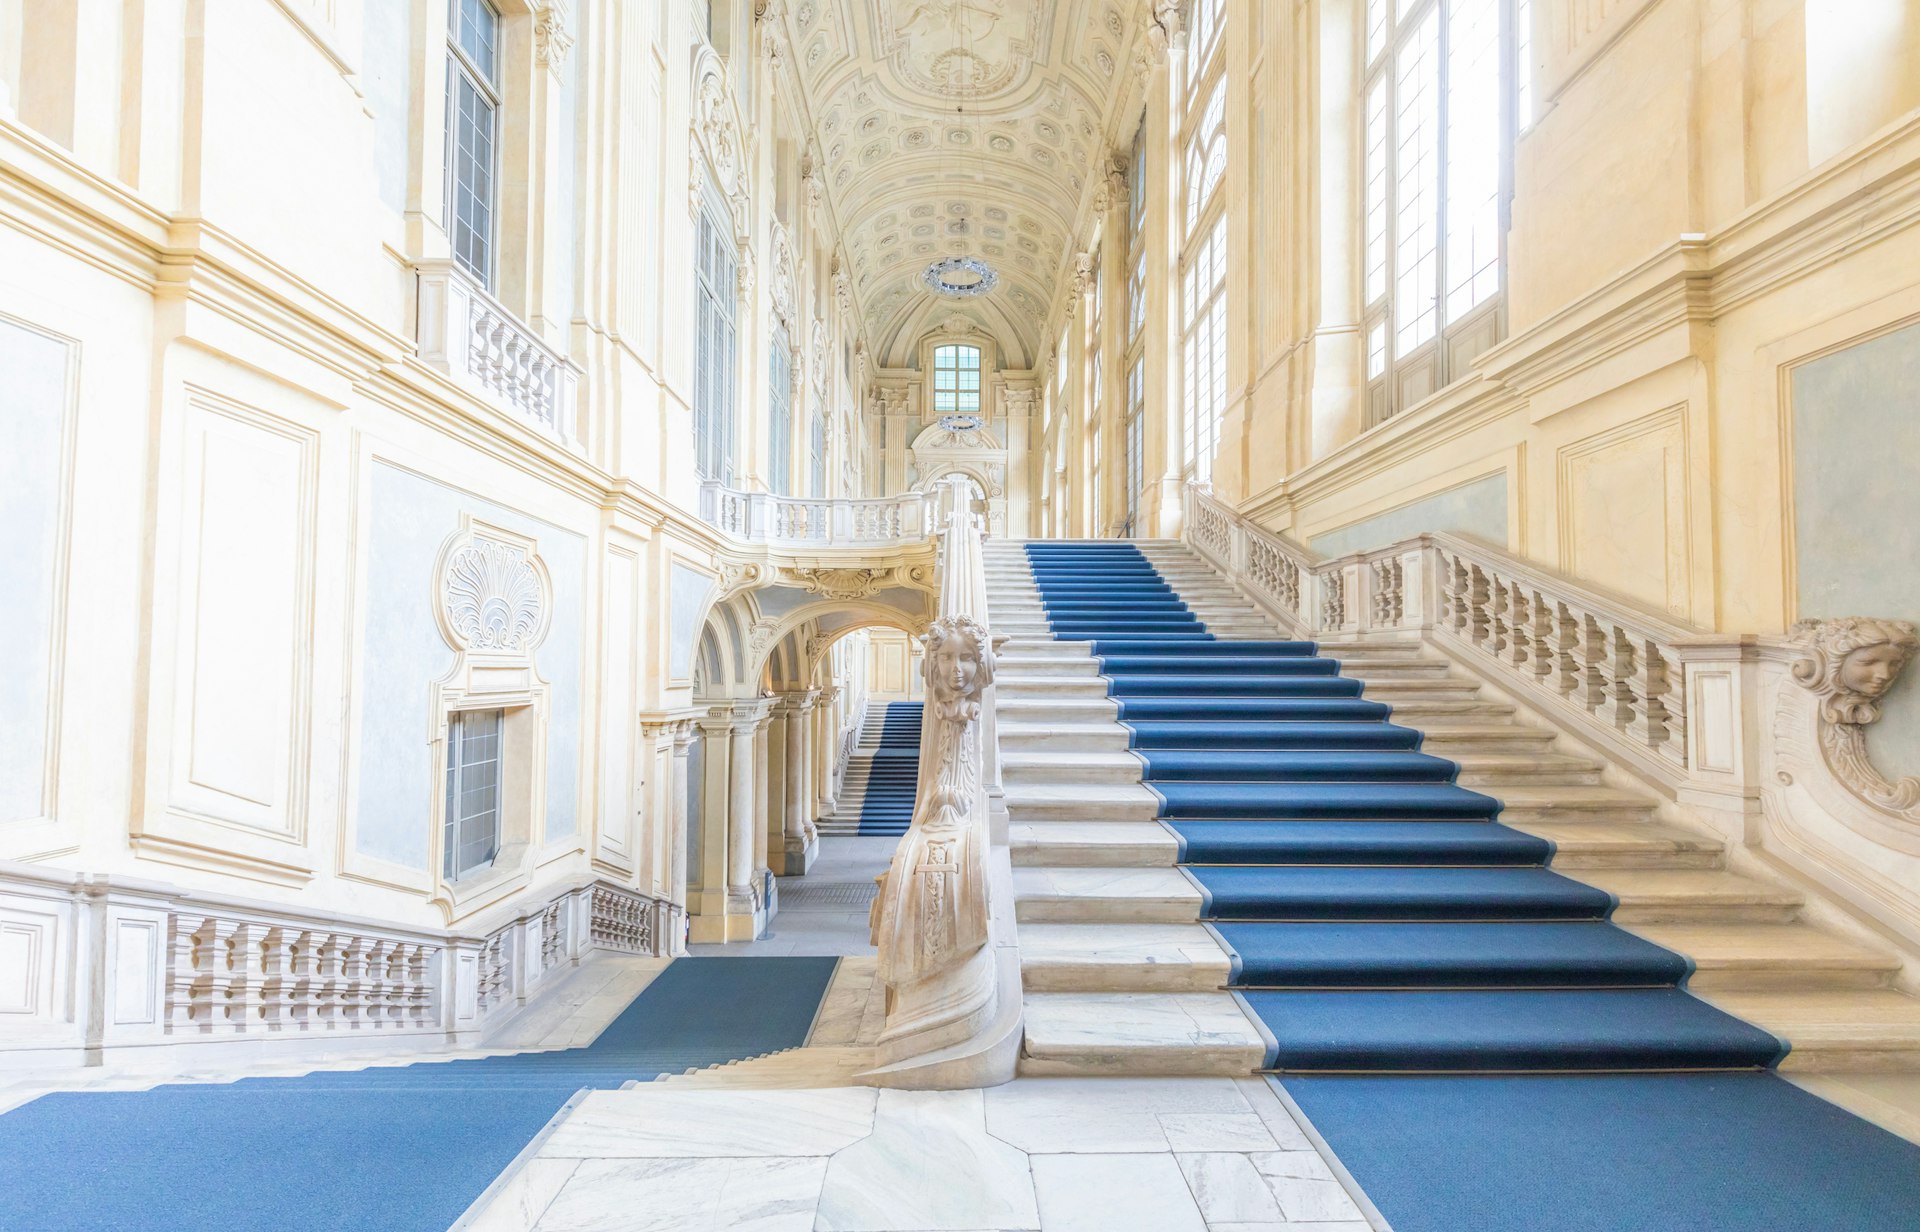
xmin=1789 ymin=617 xmax=1920 ymax=725
xmin=922 ymin=615 xmax=995 ymax=723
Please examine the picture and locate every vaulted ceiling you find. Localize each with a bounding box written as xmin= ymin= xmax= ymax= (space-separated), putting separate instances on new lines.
xmin=769 ymin=0 xmax=1149 ymax=370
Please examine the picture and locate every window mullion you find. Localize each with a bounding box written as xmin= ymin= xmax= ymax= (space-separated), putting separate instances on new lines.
xmin=1434 ymin=0 xmax=1451 ymax=384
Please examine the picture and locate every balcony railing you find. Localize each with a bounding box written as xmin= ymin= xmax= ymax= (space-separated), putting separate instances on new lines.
xmin=416 ymin=261 xmax=580 ymax=444
xmin=698 ymin=482 xmax=939 ymax=547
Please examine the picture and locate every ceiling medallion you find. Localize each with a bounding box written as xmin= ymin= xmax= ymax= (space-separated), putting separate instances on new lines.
xmin=923 ymin=256 xmax=998 ymax=298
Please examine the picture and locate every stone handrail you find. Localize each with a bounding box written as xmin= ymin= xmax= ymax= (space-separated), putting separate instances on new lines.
xmin=699 ymin=481 xmax=938 ymax=547
xmin=1185 ymin=482 xmax=1699 ymax=779
xmin=866 ymin=475 xmax=1021 ymax=1087
xmin=0 ymin=863 xmax=674 ymax=1069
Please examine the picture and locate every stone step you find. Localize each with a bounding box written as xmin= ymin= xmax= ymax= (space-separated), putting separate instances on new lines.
xmin=998 ymin=723 xmax=1135 ymax=753
xmin=1628 ymin=923 xmax=1900 ymax=992
xmin=1013 ymin=866 xmax=1199 ymax=923
xmin=1703 ymin=990 xmax=1920 ymax=1071
xmin=1019 ymin=991 xmax=1266 ymax=1077
xmin=1014 ymin=865 xmax=1802 ymax=927
xmin=1012 ymin=820 xmax=1180 ymax=867
xmin=1002 ymin=750 xmax=1141 ymax=783
xmin=1452 ymin=752 xmax=1605 ymax=787
xmin=994 ymin=676 xmax=1118 ymax=699
xmin=1488 ymin=785 xmax=1656 ymax=826
xmin=996 ymin=696 xmax=1120 ymax=722
xmin=1408 ymin=724 xmax=1558 ymax=752
xmin=1019 ymin=923 xmax=1231 ymax=993
xmin=1374 ymin=699 xmax=1517 ymax=722
xmin=1578 ymin=869 xmax=1803 ymax=925
xmin=1006 ymin=783 xmax=1163 ymax=822
xmin=1521 ymin=820 xmax=1725 ymax=870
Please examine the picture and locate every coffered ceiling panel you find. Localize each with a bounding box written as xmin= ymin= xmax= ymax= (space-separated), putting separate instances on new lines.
xmin=775 ymin=0 xmax=1147 ymax=369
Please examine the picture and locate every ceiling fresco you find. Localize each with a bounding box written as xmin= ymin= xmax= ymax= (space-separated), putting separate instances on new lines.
xmin=770 ymin=0 xmax=1148 ymax=368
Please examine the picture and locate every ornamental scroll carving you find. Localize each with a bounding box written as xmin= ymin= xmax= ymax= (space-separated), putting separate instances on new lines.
xmin=1787 ymin=618 xmax=1920 ymax=817
xmin=870 ymin=616 xmax=996 ymax=993
xmin=437 ymin=526 xmax=552 ymax=658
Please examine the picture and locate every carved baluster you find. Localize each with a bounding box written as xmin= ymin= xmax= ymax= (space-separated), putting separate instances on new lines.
xmin=1657 ymin=649 xmax=1688 ymax=768
xmin=286 ymin=929 xmax=315 ymax=1031
xmin=339 ymin=935 xmax=367 ymax=1027
xmin=1604 ymin=625 xmax=1640 ymax=735
xmin=1502 ymin=586 xmax=1531 ymax=672
xmin=1624 ymin=638 xmax=1680 ymax=760
xmin=1548 ymin=603 xmax=1580 ymax=697
xmin=1570 ymin=613 xmax=1607 ymax=714
xmin=165 ymin=916 xmax=201 ymax=1033
xmin=1525 ymin=591 xmax=1556 ymax=687
xmin=257 ymin=926 xmax=290 ymax=1031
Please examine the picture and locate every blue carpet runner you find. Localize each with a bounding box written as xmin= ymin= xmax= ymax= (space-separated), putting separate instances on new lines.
xmin=856 ymin=702 xmax=922 ymax=837
xmin=0 ymin=956 xmax=836 ymax=1232
xmin=1027 ymin=541 xmax=1920 ymax=1226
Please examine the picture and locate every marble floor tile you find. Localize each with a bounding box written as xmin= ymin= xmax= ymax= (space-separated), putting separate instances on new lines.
xmin=1174 ymin=1153 xmax=1286 ymax=1224
xmin=1158 ymin=1112 xmax=1279 ymax=1152
xmin=815 ymin=1089 xmax=1040 ymax=1231
xmin=1249 ymin=1151 xmax=1366 ymax=1224
xmin=1234 ymin=1079 xmax=1314 ymax=1152
xmin=985 ymin=1076 xmax=1259 ymax=1154
xmin=534 ymin=1156 xmax=827 ymax=1232
xmin=465 ymin=1158 xmax=579 ymax=1231
xmin=1031 ymin=1152 xmax=1207 ymax=1232
xmin=540 ymin=1087 xmax=878 ymax=1158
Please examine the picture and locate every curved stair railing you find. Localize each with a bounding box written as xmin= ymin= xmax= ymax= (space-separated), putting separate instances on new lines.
xmin=1183 ymin=481 xmax=1920 ymax=955
xmin=864 ymin=475 xmax=1023 ymax=1087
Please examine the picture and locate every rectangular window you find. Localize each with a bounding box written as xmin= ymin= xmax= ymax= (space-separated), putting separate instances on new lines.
xmin=694 ymin=204 xmax=737 ymax=483
xmin=1125 ymin=356 xmax=1144 ymax=532
xmin=768 ymin=330 xmax=792 ymax=495
xmin=1392 ymin=7 xmax=1441 ymax=354
xmin=1366 ymin=0 xmax=1520 ymax=426
xmin=1444 ymin=0 xmax=1503 ymax=322
xmin=933 ymin=344 xmax=981 ymax=417
xmin=1182 ymin=218 xmax=1227 ymax=482
xmin=446 ymin=0 xmax=500 ymax=287
xmin=810 ymin=411 xmax=827 ymax=497
xmin=444 ymin=708 xmax=503 ymax=881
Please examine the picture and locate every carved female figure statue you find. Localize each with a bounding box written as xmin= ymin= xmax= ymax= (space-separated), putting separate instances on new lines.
xmin=869 ymin=616 xmax=998 ymax=1049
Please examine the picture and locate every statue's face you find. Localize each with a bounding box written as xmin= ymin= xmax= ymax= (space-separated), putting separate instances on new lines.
xmin=929 ymin=637 xmax=981 ymax=698
xmin=1840 ymin=643 xmax=1910 ymax=698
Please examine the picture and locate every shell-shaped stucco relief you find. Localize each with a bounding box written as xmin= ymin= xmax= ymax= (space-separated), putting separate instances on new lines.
xmin=437 ymin=524 xmax=553 ymax=657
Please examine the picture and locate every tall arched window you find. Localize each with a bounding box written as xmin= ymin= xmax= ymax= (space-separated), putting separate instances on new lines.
xmin=446 ymin=0 xmax=500 ymax=288
xmin=932 ymin=344 xmax=982 ymax=417
xmin=1180 ymin=17 xmax=1229 ymax=483
xmin=694 ymin=194 xmax=737 ymax=483
xmin=1362 ymin=0 xmax=1525 ymax=425
xmin=768 ymin=326 xmax=792 ymax=495
xmin=1123 ymin=125 xmax=1148 ymax=535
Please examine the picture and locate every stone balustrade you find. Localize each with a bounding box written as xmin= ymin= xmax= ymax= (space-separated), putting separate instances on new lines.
xmin=415 ymin=261 xmax=581 ymax=443
xmin=0 ymin=863 xmax=676 ymax=1070
xmin=698 ymin=482 xmax=938 ymax=547
xmin=1187 ymin=483 xmax=1698 ymax=776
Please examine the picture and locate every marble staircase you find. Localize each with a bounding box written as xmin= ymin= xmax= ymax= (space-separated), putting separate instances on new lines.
xmin=818 ymin=706 xmax=915 ymax=837
xmin=984 ymin=539 xmax=1920 ymax=1077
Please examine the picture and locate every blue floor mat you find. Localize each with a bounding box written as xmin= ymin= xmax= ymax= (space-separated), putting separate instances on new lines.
xmin=1279 ymin=1073 xmax=1920 ymax=1231
xmin=0 ymin=956 xmax=836 ymax=1232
